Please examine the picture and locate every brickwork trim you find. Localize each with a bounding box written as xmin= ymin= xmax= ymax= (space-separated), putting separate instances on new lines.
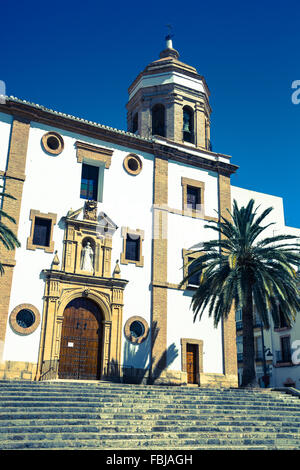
xmin=218 ymin=172 xmax=238 ymax=381
xmin=0 ymin=117 xmax=30 ymax=361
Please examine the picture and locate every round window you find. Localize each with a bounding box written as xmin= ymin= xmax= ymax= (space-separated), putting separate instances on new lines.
xmin=129 ymin=320 xmax=145 ymax=339
xmin=41 ymin=132 xmax=64 ymax=155
xmin=123 ymin=154 xmax=142 ymax=175
xmin=9 ymin=304 xmax=41 ymax=336
xmin=16 ymin=309 xmax=35 ymax=329
xmin=46 ymin=136 xmax=60 ymax=151
xmin=124 ymin=316 xmax=149 ymax=344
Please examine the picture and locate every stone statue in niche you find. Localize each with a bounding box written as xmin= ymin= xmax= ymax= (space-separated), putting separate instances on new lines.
xmin=80 ymin=241 xmax=94 ymax=272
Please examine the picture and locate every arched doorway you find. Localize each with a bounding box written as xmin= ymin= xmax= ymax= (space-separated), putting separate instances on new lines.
xmin=58 ymin=297 xmax=103 ymax=380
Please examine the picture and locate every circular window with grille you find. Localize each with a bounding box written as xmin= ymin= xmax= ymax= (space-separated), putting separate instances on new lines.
xmin=124 ymin=316 xmax=149 ymax=344
xmin=41 ymin=132 xmax=64 ymax=155
xmin=9 ymin=304 xmax=41 ymax=336
xmin=123 ymin=154 xmax=142 ymax=175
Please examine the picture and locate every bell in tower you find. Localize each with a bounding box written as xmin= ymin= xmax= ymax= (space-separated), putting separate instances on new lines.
xmin=126 ymin=36 xmax=212 ymax=150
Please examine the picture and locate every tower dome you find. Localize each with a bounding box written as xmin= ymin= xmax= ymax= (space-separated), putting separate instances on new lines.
xmin=126 ymin=37 xmax=212 ymax=150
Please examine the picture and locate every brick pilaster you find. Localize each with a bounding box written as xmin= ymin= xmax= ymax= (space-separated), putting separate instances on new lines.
xmin=0 ymin=116 xmax=30 ymax=361
xmin=151 ymin=155 xmax=168 ymax=375
xmin=218 ymin=172 xmax=238 ymax=385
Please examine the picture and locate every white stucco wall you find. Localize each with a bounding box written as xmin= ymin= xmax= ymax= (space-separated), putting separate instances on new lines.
xmin=3 ymin=121 xmax=154 ymax=366
xmin=0 ymin=112 xmax=12 ymax=172
xmin=231 ymin=185 xmax=286 ymax=231
xmin=166 ymin=161 xmax=223 ymax=374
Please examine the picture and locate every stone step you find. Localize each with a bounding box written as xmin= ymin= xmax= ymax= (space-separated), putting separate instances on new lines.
xmin=0 ymin=383 xmax=296 ymax=402
xmin=1 ymin=412 xmax=299 ymax=427
xmin=1 ymin=422 xmax=299 ymax=435
xmin=0 ymin=392 xmax=295 ymax=406
xmin=1 ymin=433 xmax=300 ymax=450
xmin=0 ymin=414 xmax=300 ymax=432
xmin=0 ymin=389 xmax=290 ymax=405
xmin=1 ymin=430 xmax=300 ymax=441
xmin=1 ymin=401 xmax=299 ymax=415
xmin=0 ymin=380 xmax=285 ymax=395
xmin=0 ymin=402 xmax=300 ymax=419
xmin=0 ymin=380 xmax=299 ymax=450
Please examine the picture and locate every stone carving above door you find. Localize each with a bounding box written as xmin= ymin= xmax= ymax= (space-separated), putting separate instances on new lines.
xmin=61 ymin=201 xmax=118 ymax=278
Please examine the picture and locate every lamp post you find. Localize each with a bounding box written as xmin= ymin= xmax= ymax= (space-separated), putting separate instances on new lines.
xmin=260 ymin=322 xmax=273 ymax=387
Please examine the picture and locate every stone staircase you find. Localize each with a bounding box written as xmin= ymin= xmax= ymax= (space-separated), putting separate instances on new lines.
xmin=0 ymin=380 xmax=299 ymax=450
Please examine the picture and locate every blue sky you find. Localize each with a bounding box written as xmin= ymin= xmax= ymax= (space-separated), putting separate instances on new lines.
xmin=1 ymin=0 xmax=300 ymax=228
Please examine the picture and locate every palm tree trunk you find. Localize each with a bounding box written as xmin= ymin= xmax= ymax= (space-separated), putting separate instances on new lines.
xmin=241 ymin=287 xmax=259 ymax=388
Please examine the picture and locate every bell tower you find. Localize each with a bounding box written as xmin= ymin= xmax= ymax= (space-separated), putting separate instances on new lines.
xmin=126 ymin=36 xmax=212 ymax=150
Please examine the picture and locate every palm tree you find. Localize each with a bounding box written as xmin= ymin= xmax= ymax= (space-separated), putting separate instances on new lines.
xmin=181 ymin=199 xmax=300 ymax=388
xmin=0 ymin=178 xmax=21 ymax=274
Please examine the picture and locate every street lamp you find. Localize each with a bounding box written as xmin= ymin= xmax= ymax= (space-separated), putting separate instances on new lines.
xmin=260 ymin=322 xmax=273 ymax=387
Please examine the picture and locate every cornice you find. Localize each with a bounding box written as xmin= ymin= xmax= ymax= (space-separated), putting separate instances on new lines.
xmin=42 ymin=269 xmax=129 ymax=289
xmin=0 ymin=97 xmax=238 ymax=176
xmin=128 ymin=60 xmax=210 ymax=97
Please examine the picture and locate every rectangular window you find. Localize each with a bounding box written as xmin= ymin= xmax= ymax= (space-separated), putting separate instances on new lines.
xmin=32 ymin=217 xmax=52 ymax=247
xmin=255 ymin=336 xmax=263 ymax=361
xmin=186 ymin=186 xmax=200 ymax=210
xmin=187 ymin=256 xmax=199 ymax=286
xmin=235 ymin=308 xmax=242 ymax=322
xmin=27 ymin=210 xmax=57 ymax=253
xmin=281 ymin=336 xmax=291 ymax=362
xmin=120 ymin=227 xmax=144 ymax=267
xmin=125 ymin=234 xmax=140 ymax=262
xmin=181 ymin=178 xmax=205 ymax=215
xmin=80 ymin=163 xmax=99 ymax=201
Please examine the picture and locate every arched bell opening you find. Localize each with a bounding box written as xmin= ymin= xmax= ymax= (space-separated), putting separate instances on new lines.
xmin=183 ymin=106 xmax=194 ymax=143
xmin=152 ymin=104 xmax=166 ymax=137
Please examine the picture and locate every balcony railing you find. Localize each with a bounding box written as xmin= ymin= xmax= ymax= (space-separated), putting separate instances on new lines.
xmin=237 ymin=352 xmax=266 ymax=362
xmin=236 ymin=318 xmax=263 ymax=331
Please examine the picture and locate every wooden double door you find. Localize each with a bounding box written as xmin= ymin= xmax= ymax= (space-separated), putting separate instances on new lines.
xmin=58 ymin=298 xmax=103 ymax=380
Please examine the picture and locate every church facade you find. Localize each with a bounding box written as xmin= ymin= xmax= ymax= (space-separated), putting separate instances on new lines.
xmin=0 ymin=39 xmax=298 ymax=387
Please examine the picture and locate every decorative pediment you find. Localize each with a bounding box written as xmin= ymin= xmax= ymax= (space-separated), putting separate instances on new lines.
xmin=66 ymin=207 xmax=82 ymax=220
xmin=75 ymin=141 xmax=113 ymax=169
xmin=97 ymin=211 xmax=118 ymax=237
